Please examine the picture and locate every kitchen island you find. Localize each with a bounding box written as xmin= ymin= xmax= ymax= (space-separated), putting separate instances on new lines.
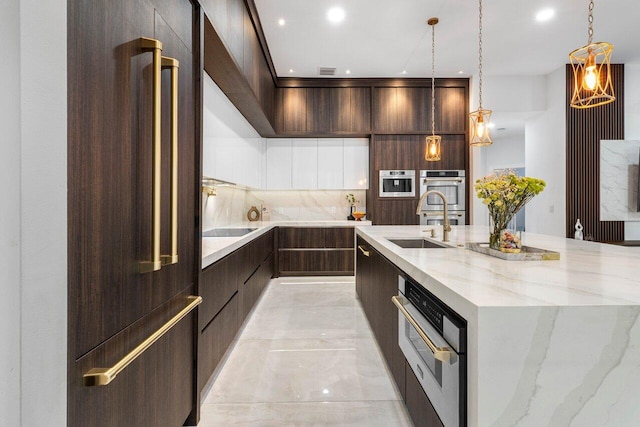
xmin=356 ymin=225 xmax=640 ymax=427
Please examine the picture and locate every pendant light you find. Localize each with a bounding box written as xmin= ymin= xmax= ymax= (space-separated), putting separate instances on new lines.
xmin=470 ymin=0 xmax=492 ymax=147
xmin=569 ymin=0 xmax=615 ymax=109
xmin=425 ymin=17 xmax=441 ymax=162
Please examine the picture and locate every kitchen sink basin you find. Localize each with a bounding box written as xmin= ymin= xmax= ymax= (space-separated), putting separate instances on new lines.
xmin=202 ymin=228 xmax=258 ymax=237
xmin=387 ymin=238 xmax=448 ymax=249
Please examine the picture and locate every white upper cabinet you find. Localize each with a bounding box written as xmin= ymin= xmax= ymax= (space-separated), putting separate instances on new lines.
xmin=291 ymin=139 xmax=318 ymax=189
xmin=266 ymin=139 xmax=293 ymax=189
xmin=317 ymin=139 xmax=344 ymax=189
xmin=343 ymin=138 xmax=369 ymax=189
xmin=264 ymin=137 xmax=369 ymax=190
xmin=203 ymin=75 xmax=265 ymax=188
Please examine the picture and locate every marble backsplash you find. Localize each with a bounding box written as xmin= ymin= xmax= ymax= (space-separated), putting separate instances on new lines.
xmin=202 ymin=187 xmax=366 ymax=230
xmin=600 ymin=140 xmax=640 ymax=221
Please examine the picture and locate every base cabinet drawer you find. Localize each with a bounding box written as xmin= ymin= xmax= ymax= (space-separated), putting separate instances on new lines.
xmin=405 ymin=360 xmax=444 ymax=427
xmin=279 ymin=249 xmax=353 ymax=275
xmin=242 ymin=253 xmax=274 ymax=318
xmin=198 ymin=293 xmax=239 ymax=394
xmin=70 ymin=294 xmax=195 ymax=427
xmin=200 ymin=255 xmax=238 ymax=330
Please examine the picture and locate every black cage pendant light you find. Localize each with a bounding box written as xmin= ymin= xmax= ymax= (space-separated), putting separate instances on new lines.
xmin=425 ymin=17 xmax=441 ymax=162
xmin=569 ymin=0 xmax=615 ymax=108
xmin=469 ymin=0 xmax=492 ymax=147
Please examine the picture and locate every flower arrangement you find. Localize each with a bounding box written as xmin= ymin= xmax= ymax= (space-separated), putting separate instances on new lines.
xmin=475 ymin=171 xmax=546 ymax=250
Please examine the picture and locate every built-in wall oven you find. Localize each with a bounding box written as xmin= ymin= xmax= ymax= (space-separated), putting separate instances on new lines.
xmin=419 ymin=170 xmax=466 ymax=225
xmin=379 ymin=170 xmax=416 ymax=198
xmin=393 ymin=275 xmax=466 ymax=427
xmin=420 ymin=211 xmax=465 ymax=227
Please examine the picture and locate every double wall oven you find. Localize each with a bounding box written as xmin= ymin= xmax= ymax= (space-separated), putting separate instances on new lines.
xmin=393 ymin=275 xmax=467 ymax=427
xmin=419 ymin=170 xmax=466 ymax=226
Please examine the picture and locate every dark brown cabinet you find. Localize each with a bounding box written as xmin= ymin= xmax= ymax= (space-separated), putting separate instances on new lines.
xmin=278 ymin=227 xmax=355 ymax=276
xmin=198 ymin=229 xmax=275 ymax=396
xmin=67 ymin=0 xmax=199 ymax=425
xmin=406 ymin=360 xmax=445 ymax=427
xmin=355 ymin=236 xmax=404 ymax=389
xmin=276 ymin=87 xmax=371 ymax=135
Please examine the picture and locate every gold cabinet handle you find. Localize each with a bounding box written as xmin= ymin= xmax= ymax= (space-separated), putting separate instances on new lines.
xmin=83 ymin=296 xmax=202 ymax=386
xmin=139 ymin=37 xmax=163 ymax=273
xmin=357 ymin=245 xmax=370 ymax=257
xmin=161 ymin=56 xmax=179 ymax=266
xmin=392 ymin=295 xmax=454 ymax=364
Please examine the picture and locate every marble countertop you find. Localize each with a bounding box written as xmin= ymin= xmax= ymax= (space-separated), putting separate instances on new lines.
xmin=356 ymin=225 xmax=640 ymax=317
xmin=202 ymin=220 xmax=372 ymax=269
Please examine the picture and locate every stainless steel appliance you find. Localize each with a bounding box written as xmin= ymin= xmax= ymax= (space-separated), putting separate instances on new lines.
xmin=420 ymin=211 xmax=465 ymax=227
xmin=379 ymin=170 xmax=416 ymax=197
xmin=393 ymin=275 xmax=466 ymax=427
xmin=419 ymin=170 xmax=466 ymax=211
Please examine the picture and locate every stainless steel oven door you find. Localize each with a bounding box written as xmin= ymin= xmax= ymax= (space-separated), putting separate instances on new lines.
xmin=419 ymin=171 xmax=466 ymax=211
xmin=394 ymin=294 xmax=461 ymax=427
xmin=379 ymin=170 xmax=415 ymax=197
xmin=420 ymin=211 xmax=465 ymax=226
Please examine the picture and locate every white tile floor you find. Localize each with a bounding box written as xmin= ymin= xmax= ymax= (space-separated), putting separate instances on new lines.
xmin=196 ymin=276 xmax=413 ymax=427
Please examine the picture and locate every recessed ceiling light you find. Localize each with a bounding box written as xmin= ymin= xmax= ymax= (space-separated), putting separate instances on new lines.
xmin=458 ymin=70 xmax=464 ymax=75
xmin=327 ymin=7 xmax=345 ymax=23
xmin=401 ymin=70 xmax=407 ymax=75
xmin=278 ymin=18 xmax=285 ymax=26
xmin=289 ymin=68 xmax=294 ymax=73
xmin=345 ymin=69 xmax=351 ymax=75
xmin=535 ymin=8 xmax=555 ymax=22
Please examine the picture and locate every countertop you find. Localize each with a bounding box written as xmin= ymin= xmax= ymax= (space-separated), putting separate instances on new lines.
xmin=356 ymin=225 xmax=640 ymax=316
xmin=356 ymin=226 xmax=640 ymax=426
xmin=202 ymin=220 xmax=371 ymax=269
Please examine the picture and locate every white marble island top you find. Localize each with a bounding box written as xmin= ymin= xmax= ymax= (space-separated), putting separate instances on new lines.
xmin=356 ymin=225 xmax=640 ymax=427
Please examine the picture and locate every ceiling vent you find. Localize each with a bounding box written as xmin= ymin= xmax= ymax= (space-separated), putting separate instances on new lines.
xmin=318 ymin=67 xmax=336 ymax=76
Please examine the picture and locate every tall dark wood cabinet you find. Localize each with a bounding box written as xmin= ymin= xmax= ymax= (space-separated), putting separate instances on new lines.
xmin=67 ymin=0 xmax=200 ymax=425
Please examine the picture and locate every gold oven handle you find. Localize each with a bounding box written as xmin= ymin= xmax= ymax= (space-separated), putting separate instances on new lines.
xmin=161 ymin=56 xmax=179 ymax=266
xmin=139 ymin=37 xmax=163 ymax=273
xmin=357 ymin=245 xmax=370 ymax=257
xmin=83 ymin=296 xmax=202 ymax=386
xmin=391 ymin=295 xmax=454 ymax=364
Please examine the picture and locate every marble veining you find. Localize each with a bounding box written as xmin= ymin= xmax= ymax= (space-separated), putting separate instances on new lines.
xmin=202 ymin=186 xmax=367 ymax=230
xmin=600 ymin=140 xmax=640 ymax=221
xmin=358 ymin=225 xmax=640 ymax=426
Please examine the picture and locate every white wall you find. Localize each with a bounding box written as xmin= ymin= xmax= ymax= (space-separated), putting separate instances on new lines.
xmin=525 ymin=66 xmax=566 ymax=237
xmin=484 ymin=133 xmax=525 ymax=173
xmin=0 ymin=0 xmax=67 ymax=426
xmin=624 ymin=64 xmax=640 ymax=240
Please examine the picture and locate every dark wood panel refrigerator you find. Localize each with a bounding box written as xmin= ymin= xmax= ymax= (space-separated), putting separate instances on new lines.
xmin=67 ymin=0 xmax=202 ymax=425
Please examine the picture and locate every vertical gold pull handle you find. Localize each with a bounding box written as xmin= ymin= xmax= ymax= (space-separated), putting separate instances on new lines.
xmin=139 ymin=37 xmax=163 ymax=274
xmin=161 ymin=56 xmax=179 ymax=266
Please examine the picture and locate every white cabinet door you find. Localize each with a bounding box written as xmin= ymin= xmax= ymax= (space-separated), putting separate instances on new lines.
xmin=291 ymin=139 xmax=318 ymax=189
xmin=317 ymin=139 xmax=344 ymax=189
xmin=343 ymin=138 xmax=369 ymax=189
xmin=266 ymin=139 xmax=292 ymax=189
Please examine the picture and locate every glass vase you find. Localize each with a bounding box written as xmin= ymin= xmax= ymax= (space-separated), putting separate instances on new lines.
xmin=489 ymin=215 xmax=521 ymax=251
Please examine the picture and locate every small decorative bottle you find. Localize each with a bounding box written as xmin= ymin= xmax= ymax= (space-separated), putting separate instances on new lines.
xmin=574 ymin=219 xmax=584 ymax=240
xmin=347 ymin=205 xmax=355 ymax=221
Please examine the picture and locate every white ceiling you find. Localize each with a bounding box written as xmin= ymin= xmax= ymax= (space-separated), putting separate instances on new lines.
xmin=254 ymin=0 xmax=640 ymax=79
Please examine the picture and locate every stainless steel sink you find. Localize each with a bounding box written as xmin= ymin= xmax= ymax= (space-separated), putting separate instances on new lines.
xmin=387 ymin=238 xmax=448 ymax=249
xmin=202 ymin=228 xmax=258 ymax=237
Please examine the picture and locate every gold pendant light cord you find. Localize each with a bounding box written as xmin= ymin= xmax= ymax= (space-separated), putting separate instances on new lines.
xmin=588 ymin=0 xmax=594 ymax=45
xmin=478 ymin=0 xmax=483 ymax=109
xmin=431 ymin=22 xmax=436 ymax=136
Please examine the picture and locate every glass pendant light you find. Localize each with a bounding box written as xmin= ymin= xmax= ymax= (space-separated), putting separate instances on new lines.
xmin=569 ymin=0 xmax=615 ymax=108
xmin=470 ymin=0 xmax=492 ymax=147
xmin=425 ymin=17 xmax=441 ymax=162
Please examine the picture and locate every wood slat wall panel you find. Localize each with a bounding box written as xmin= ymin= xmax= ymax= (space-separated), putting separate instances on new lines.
xmin=566 ymin=64 xmax=625 ymax=242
